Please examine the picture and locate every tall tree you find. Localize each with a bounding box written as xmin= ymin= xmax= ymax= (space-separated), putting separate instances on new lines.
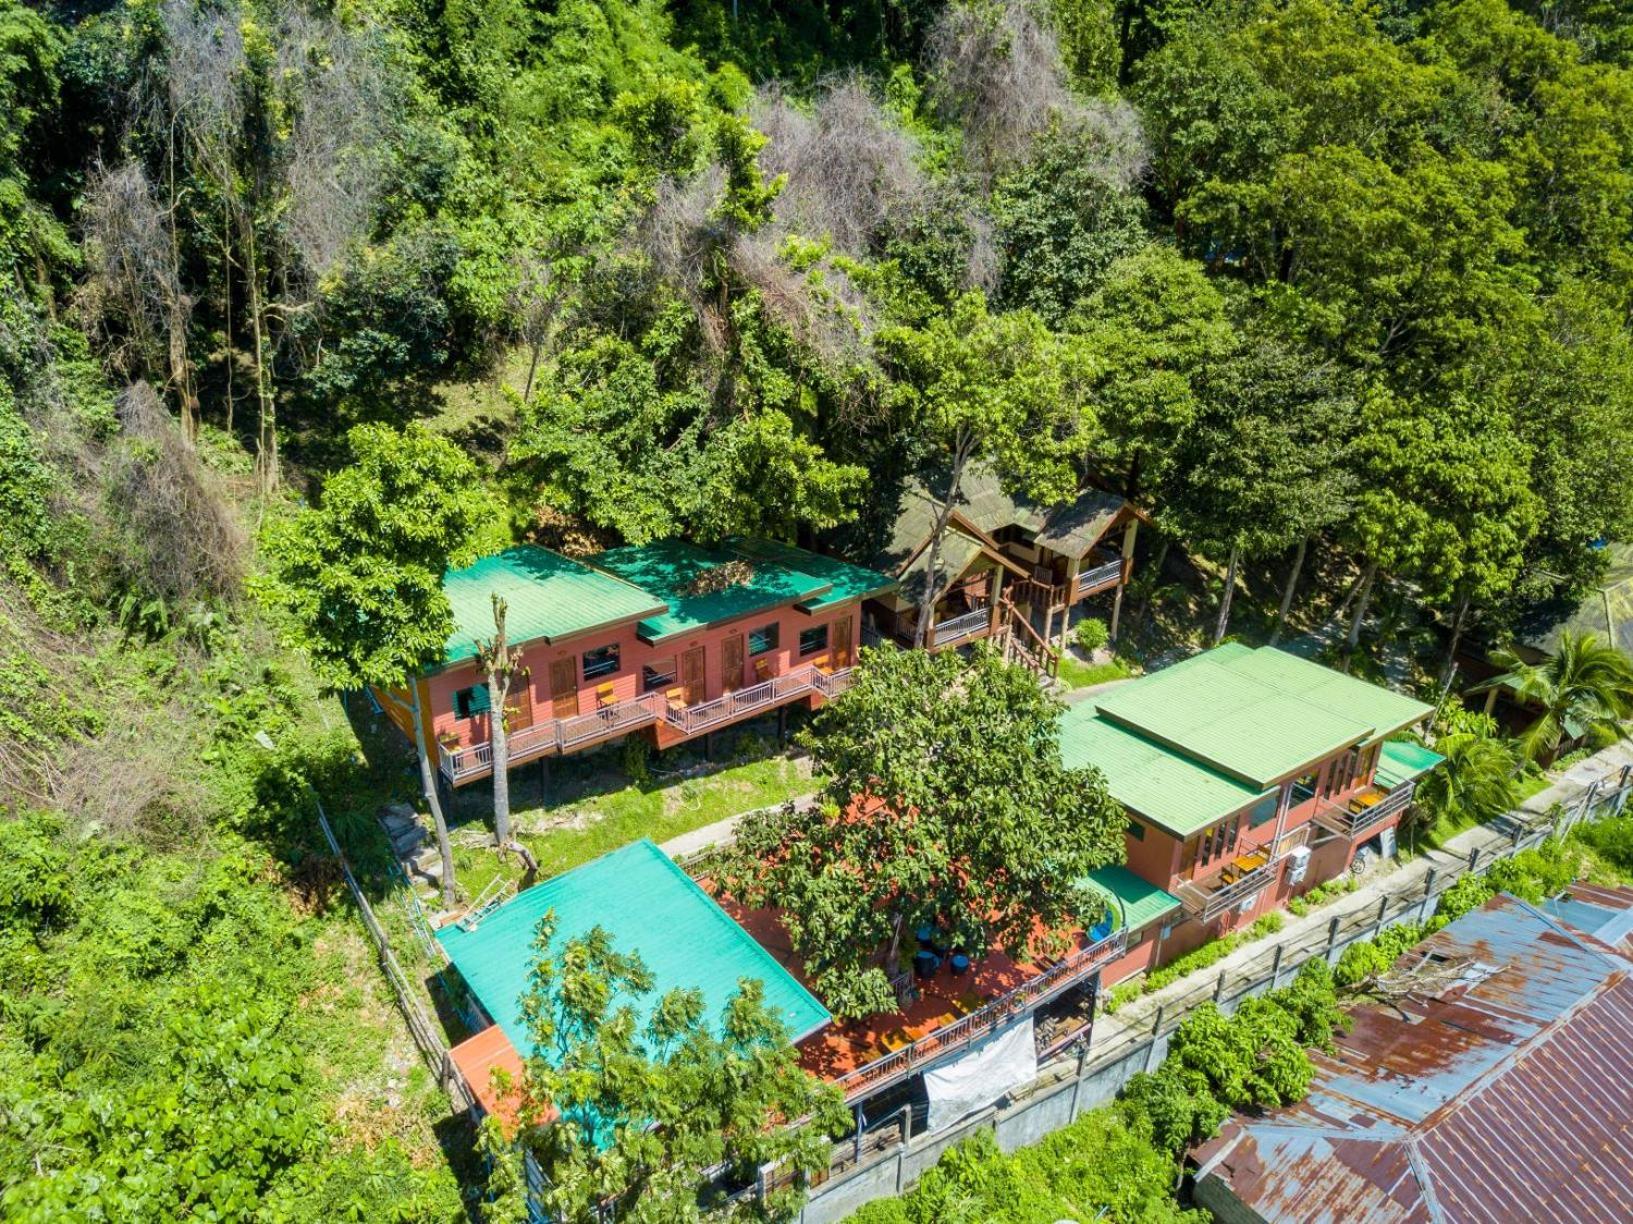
xmin=256 ymin=424 xmax=503 ymax=907
xmin=1166 ymin=325 xmax=1356 ymax=644
xmin=719 ymin=644 xmax=1125 ymax=1018
xmin=476 ymin=593 xmax=524 ymax=853
xmin=1472 ymin=630 xmax=1633 ymax=762
xmin=877 ymin=291 xmax=1093 ymax=645
xmin=514 ymin=916 xmax=846 ymax=1223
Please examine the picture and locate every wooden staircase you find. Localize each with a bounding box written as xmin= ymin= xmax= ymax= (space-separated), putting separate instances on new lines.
xmin=997 ymin=598 xmax=1061 ymax=681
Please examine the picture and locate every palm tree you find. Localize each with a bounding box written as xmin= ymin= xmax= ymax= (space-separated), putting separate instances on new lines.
xmin=1412 ymin=732 xmax=1521 ymax=840
xmin=1471 ymin=630 xmax=1633 ymax=763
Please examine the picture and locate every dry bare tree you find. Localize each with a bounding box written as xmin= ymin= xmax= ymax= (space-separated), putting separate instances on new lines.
xmin=80 ymin=162 xmax=199 ymax=442
xmin=476 ymin=594 xmax=525 ymax=853
xmin=928 ymin=0 xmax=1148 ymax=186
xmin=752 ymin=75 xmax=929 ymax=257
xmin=509 ymin=253 xmax=561 ymax=402
xmin=105 ymin=381 xmax=244 ymax=605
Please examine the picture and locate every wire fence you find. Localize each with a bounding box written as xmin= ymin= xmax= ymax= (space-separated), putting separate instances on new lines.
xmin=789 ymin=764 xmax=1633 ymax=1224
xmin=307 ymin=787 xmax=476 ymax=1115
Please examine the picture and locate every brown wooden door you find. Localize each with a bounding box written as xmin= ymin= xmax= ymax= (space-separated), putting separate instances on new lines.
xmin=680 ymin=646 xmax=706 ymax=706
xmin=721 ymin=634 xmax=744 ymax=693
xmin=503 ymin=680 xmax=533 ymax=731
xmin=548 ymin=656 xmax=579 ymax=719
xmin=831 ymin=615 xmax=853 ymax=670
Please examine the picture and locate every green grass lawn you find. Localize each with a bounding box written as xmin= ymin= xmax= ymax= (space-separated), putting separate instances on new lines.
xmin=446 ymin=736 xmax=814 ymax=900
xmin=1057 ymin=653 xmax=1137 ymax=691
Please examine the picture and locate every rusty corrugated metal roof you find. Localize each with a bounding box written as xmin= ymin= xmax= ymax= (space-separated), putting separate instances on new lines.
xmin=1193 ymin=892 xmax=1633 ymax=1224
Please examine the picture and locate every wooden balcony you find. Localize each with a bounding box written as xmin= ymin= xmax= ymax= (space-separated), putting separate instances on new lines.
xmin=925 ymin=607 xmax=995 ymax=650
xmin=662 ymin=664 xmax=850 ymax=737
xmin=1310 ymin=780 xmax=1416 ymax=839
xmin=437 ymin=671 xmax=855 ymax=783
xmin=830 ymin=929 xmax=1126 ymax=1102
xmin=1072 ymin=555 xmax=1124 ymax=599
xmin=1175 ymin=826 xmax=1310 ymax=922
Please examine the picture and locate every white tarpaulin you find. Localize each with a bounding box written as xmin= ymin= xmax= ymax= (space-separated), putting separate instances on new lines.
xmin=922 ymin=1015 xmax=1038 ymax=1133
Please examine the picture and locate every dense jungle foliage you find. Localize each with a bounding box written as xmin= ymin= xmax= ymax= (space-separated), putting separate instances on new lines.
xmin=6 ymin=0 xmax=1633 ymax=1216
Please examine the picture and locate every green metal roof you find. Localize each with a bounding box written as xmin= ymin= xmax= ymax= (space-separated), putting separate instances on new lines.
xmin=590 ymin=540 xmax=830 ymax=644
xmin=1080 ymin=864 xmax=1183 ymax=933
xmin=1093 ymin=646 xmax=1432 ymax=788
xmin=437 ymin=840 xmax=831 ymax=1065
xmin=442 ymin=546 xmax=666 ymax=664
xmin=1059 ymin=701 xmax=1272 ymax=836
xmin=1375 ymin=739 xmax=1447 ymax=790
xmin=727 ymin=537 xmax=897 ymax=612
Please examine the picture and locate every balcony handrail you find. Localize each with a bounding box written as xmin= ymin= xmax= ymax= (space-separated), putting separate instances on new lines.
xmin=664 ymin=664 xmax=822 ymax=737
xmin=1074 ymin=557 xmax=1124 ymax=595
xmin=1311 ymin=780 xmax=1416 ymax=837
xmin=1179 ymin=825 xmax=1310 ymax=920
xmin=928 ymin=607 xmax=994 ymax=647
xmin=832 ymin=929 xmax=1126 ymax=1101
xmin=557 ymin=692 xmax=664 ymax=750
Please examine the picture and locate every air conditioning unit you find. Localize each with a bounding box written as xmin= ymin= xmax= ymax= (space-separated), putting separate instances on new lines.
xmin=1286 ymin=844 xmax=1313 ymax=886
xmin=1238 ymin=891 xmax=1261 ymax=915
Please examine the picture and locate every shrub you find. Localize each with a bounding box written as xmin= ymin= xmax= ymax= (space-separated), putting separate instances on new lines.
xmin=1074 ymin=616 xmax=1110 ymax=655
xmin=1575 ymin=814 xmax=1633 ymax=874
xmin=1435 ymin=873 xmax=1495 ymax=924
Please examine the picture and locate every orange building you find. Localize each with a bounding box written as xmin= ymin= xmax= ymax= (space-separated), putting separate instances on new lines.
xmin=1058 ymin=643 xmax=1443 ymax=984
xmin=372 ymin=537 xmax=896 ymax=788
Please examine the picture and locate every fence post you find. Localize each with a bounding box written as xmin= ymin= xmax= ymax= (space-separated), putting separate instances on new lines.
xmin=1142 ymin=1005 xmax=1165 ymax=1072
xmin=1418 ymin=867 xmax=1438 ymax=923
xmin=1269 ymin=943 xmax=1284 ymax=990
xmin=1372 ymin=894 xmax=1389 ymax=938
xmin=1467 ymin=846 xmax=1480 ymax=873
xmin=1069 ymin=1044 xmax=1088 ymax=1119
xmin=1326 ymin=916 xmax=1340 ymax=963
xmin=1212 ymin=970 xmax=1227 ymax=1004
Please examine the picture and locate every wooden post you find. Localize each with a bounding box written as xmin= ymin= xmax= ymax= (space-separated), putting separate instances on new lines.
xmin=1062 ymin=555 xmax=1081 ymax=653
xmin=1467 ymin=846 xmax=1480 ymax=873
xmin=1269 ymin=943 xmax=1284 ymax=989
xmin=1109 ymin=518 xmax=1138 ymax=643
xmin=1326 ymin=916 xmax=1340 ymax=963
xmin=1373 ymin=894 xmax=1389 ymax=939
xmin=1213 ymin=970 xmax=1227 ymax=1003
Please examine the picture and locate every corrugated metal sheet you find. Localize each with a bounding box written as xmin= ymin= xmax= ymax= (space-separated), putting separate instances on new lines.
xmin=727 ymin=537 xmax=897 ymax=611
xmin=1194 ymin=893 xmax=1633 ymax=1224
xmin=591 ymin=539 xmax=831 ymax=644
xmin=1375 ymin=740 xmax=1448 ymax=789
xmin=1058 ymin=702 xmax=1270 ymax=836
xmin=1080 ymin=864 xmax=1183 ymax=931
xmin=442 ymin=546 xmax=666 ymax=663
xmin=1093 ymin=646 xmax=1433 ymax=788
xmin=437 ymin=840 xmax=832 ymax=1067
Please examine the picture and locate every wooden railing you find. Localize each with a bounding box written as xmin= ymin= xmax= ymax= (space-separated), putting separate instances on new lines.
xmin=832 ymin=929 xmax=1127 ymax=1102
xmin=926 ymin=607 xmax=995 ymax=649
xmin=1311 ymin=780 xmax=1416 ymax=839
xmin=1000 ymin=598 xmax=1061 ymax=679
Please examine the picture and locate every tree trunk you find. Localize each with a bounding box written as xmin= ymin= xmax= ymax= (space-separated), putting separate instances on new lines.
xmin=1213 ymin=542 xmax=1240 ymax=646
xmin=484 ymin=600 xmax=515 ymax=851
xmin=408 ymin=681 xmax=458 ymax=908
xmin=1345 ymin=560 xmax=1380 ymax=663
xmin=522 ymin=341 xmax=543 ymax=403
xmin=1440 ymin=591 xmax=1471 ymax=691
xmin=914 ymin=446 xmax=969 ymax=649
xmin=1133 ymin=535 xmax=1172 ymax=633
xmin=1269 ymin=536 xmax=1308 ymax=646
xmin=244 ymin=222 xmax=278 ymax=494
xmin=883 ymin=912 xmax=906 ymax=980
xmin=167 ymin=299 xmax=198 ymax=445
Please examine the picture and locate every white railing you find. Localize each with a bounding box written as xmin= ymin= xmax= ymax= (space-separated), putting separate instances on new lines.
xmin=928 ymin=607 xmax=994 ymax=649
xmin=1177 ymin=826 xmax=1311 ymax=921
xmin=833 ymin=929 xmax=1127 ymax=1101
xmin=438 ymin=671 xmax=856 ymax=783
xmin=1073 ymin=557 xmax=1124 ymax=597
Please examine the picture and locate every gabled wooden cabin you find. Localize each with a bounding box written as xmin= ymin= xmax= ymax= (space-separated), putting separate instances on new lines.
xmin=862 ymin=463 xmax=1146 ymax=657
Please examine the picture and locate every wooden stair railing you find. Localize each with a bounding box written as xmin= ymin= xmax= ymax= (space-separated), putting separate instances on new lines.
xmin=998 ymin=597 xmax=1061 ymax=679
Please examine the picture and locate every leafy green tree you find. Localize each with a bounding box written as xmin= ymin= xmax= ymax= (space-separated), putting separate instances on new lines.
xmin=1165 ymin=324 xmax=1356 ymax=643
xmin=1069 ymin=245 xmax=1233 ymax=502
xmin=256 ymin=424 xmax=503 ymax=905
xmin=514 ymin=914 xmax=846 ymax=1223
xmin=1342 ymin=389 xmax=1540 ymax=657
xmin=877 ymin=291 xmax=1094 ymax=643
xmin=719 ymin=644 xmax=1125 ymax=1017
xmin=1472 ymin=630 xmax=1633 ymax=761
